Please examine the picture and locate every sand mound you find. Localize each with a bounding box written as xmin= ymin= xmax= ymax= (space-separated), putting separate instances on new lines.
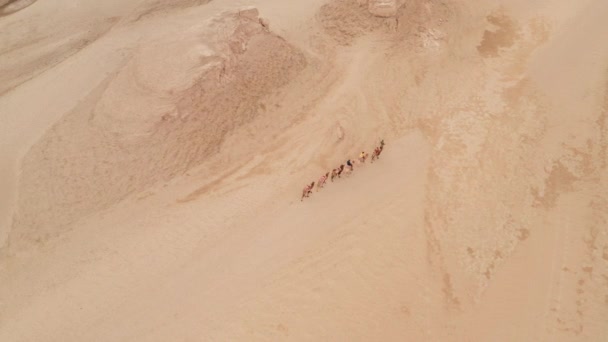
xmin=317 ymin=0 xmax=390 ymax=45
xmin=317 ymin=0 xmax=451 ymax=47
xmin=10 ymin=8 xmax=306 ymax=247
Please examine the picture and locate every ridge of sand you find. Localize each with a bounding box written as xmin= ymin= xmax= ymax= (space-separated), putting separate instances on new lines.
xmin=8 ymin=7 xmax=307 ymax=249
xmin=0 ymin=0 xmax=607 ymax=340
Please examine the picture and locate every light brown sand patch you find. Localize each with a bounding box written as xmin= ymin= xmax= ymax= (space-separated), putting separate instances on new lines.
xmin=0 ymin=0 xmax=37 ymax=16
xmin=477 ymin=11 xmax=520 ymax=57
xmin=130 ymin=0 xmax=212 ymax=22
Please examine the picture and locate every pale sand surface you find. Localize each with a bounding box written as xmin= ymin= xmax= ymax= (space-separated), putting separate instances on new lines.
xmin=1 ymin=0 xmax=607 ymax=340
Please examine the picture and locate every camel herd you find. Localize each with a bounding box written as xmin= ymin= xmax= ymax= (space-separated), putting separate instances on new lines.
xmin=301 ymin=140 xmax=385 ymax=201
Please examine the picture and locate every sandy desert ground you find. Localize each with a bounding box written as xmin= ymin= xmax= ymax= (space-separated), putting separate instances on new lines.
xmin=1 ymin=0 xmax=607 ymax=340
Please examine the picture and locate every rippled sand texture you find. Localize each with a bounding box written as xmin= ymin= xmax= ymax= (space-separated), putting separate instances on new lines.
xmin=1 ymin=0 xmax=607 ymax=341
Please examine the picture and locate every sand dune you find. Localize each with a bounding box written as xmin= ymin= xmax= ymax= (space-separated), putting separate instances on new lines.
xmin=1 ymin=0 xmax=607 ymax=340
xmin=10 ymin=7 xmax=307 ymax=248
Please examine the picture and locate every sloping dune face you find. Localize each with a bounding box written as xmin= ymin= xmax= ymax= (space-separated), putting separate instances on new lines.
xmin=1 ymin=0 xmax=608 ymax=341
xmin=11 ymin=8 xmax=306 ymax=245
xmin=0 ymin=0 xmax=37 ymax=16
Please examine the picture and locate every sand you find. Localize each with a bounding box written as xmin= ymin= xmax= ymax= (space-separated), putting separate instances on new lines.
xmin=1 ymin=0 xmax=607 ymax=340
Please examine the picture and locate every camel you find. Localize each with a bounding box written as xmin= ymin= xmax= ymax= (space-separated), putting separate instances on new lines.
xmin=371 ymin=142 xmax=384 ymax=162
xmin=346 ymin=159 xmax=355 ymax=172
xmin=301 ymin=181 xmax=314 ymax=201
xmin=371 ymin=146 xmax=381 ymax=162
xmin=336 ymin=165 xmax=345 ymax=178
xmin=358 ymin=151 xmax=368 ymax=163
xmin=343 ymin=161 xmax=355 ymax=177
xmin=330 ymin=168 xmax=339 ymax=182
xmin=317 ymin=172 xmax=329 ymax=191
